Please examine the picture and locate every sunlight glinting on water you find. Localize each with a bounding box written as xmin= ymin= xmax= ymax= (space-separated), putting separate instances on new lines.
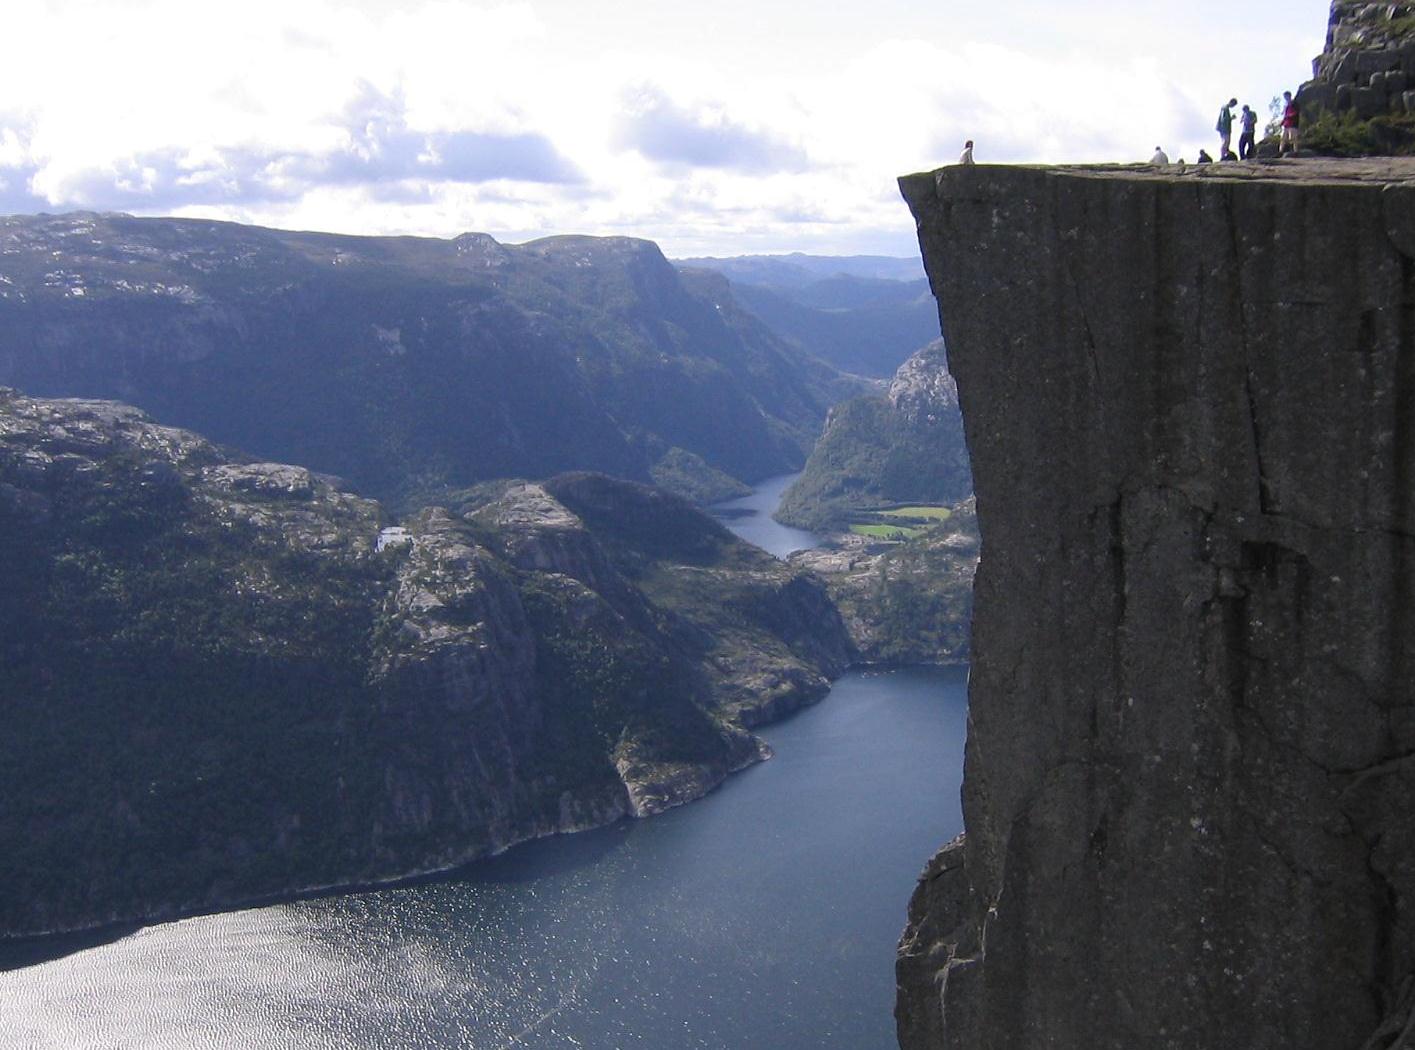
xmin=1 ymin=475 xmax=967 ymax=1050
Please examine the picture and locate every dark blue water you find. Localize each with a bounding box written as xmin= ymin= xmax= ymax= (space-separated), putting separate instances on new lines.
xmin=0 ymin=476 xmax=968 ymax=1050
xmin=709 ymin=474 xmax=820 ymax=558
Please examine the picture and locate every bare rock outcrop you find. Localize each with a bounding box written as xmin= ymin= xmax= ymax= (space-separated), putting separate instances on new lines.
xmin=1297 ymin=2 xmax=1415 ymax=125
xmin=888 ymin=339 xmax=959 ymax=424
xmin=896 ymin=160 xmax=1415 ymax=1049
xmin=0 ymin=390 xmax=852 ymax=938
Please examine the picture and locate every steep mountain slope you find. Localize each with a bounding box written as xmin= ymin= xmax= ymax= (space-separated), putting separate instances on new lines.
xmin=725 ymin=278 xmax=941 ymax=378
xmin=790 ymin=498 xmax=978 ymax=666
xmin=777 ymin=339 xmax=972 ymax=531
xmin=0 ymin=389 xmax=853 ymax=938
xmin=673 ymin=253 xmax=937 ymax=377
xmin=672 ymin=253 xmax=924 ymax=287
xmin=0 ymin=214 xmax=860 ymax=509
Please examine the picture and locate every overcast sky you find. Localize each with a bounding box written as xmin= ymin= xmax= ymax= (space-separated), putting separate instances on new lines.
xmin=0 ymin=0 xmax=1331 ymax=255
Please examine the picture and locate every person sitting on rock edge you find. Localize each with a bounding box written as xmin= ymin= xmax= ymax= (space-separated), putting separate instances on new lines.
xmin=1197 ymin=149 xmax=1213 ymax=164
xmin=1239 ymin=104 xmax=1258 ymax=159
xmin=959 ymin=140 xmax=975 ymax=166
xmin=1150 ymin=146 xmax=1169 ymax=165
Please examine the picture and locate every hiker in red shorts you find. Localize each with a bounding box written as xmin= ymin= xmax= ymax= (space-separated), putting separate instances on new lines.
xmin=1280 ymin=91 xmax=1300 ymax=154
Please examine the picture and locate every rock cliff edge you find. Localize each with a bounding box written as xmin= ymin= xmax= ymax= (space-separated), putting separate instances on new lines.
xmin=896 ymin=160 xmax=1415 ymax=1049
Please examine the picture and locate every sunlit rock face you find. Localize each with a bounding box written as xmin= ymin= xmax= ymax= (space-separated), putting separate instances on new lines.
xmin=896 ymin=161 xmax=1415 ymax=1050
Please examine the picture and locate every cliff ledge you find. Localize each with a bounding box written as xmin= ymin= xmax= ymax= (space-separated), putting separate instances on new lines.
xmin=897 ymin=159 xmax=1415 ymax=1050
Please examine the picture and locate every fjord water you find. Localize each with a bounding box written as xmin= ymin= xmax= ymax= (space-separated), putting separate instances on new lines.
xmin=0 ymin=477 xmax=968 ymax=1050
xmin=707 ymin=473 xmax=820 ymax=558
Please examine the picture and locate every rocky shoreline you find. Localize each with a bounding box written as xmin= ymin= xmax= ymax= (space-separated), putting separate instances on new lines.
xmin=0 ymin=650 xmax=851 ymax=948
xmin=0 ymin=391 xmax=855 ymax=942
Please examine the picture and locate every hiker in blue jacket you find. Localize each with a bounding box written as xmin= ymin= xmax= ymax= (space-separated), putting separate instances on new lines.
xmin=1238 ymin=104 xmax=1258 ymax=159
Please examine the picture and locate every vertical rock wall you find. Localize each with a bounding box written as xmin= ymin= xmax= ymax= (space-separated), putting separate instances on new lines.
xmin=896 ymin=161 xmax=1415 ymax=1050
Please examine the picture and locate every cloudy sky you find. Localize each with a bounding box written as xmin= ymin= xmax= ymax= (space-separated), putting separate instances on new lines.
xmin=0 ymin=0 xmax=1330 ymax=255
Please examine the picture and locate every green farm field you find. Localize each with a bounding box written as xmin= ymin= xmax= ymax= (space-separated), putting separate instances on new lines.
xmin=878 ymin=506 xmax=952 ymax=521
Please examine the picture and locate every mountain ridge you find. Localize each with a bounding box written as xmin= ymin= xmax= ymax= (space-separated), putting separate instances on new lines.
xmin=672 ymin=252 xmax=924 ymax=288
xmin=0 ymin=212 xmax=862 ymax=510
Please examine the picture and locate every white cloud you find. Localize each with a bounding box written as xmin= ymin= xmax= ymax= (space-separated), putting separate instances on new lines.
xmin=611 ymin=84 xmax=810 ymax=173
xmin=0 ymin=0 xmax=1332 ymax=253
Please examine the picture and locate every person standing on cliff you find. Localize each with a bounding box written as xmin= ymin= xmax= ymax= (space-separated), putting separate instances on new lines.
xmin=1238 ymin=104 xmax=1258 ymax=160
xmin=1216 ymin=98 xmax=1237 ymax=159
xmin=1280 ymin=91 xmax=1300 ymax=154
xmin=959 ymin=140 xmax=975 ymax=165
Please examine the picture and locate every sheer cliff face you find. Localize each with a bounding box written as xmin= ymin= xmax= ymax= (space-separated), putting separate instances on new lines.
xmin=897 ymin=162 xmax=1415 ymax=1050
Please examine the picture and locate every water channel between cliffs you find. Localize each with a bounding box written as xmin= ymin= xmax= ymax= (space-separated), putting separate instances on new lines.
xmin=0 ymin=473 xmax=968 ymax=1050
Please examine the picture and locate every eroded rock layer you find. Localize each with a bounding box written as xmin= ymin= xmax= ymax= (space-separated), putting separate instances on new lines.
xmin=897 ymin=160 xmax=1415 ymax=1050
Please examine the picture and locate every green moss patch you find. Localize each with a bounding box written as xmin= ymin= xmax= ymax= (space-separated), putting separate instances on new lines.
xmin=1300 ymin=110 xmax=1415 ymax=157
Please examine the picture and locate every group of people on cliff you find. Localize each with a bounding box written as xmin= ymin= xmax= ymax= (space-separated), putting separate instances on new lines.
xmin=959 ymin=90 xmax=1302 ymax=170
xmin=1150 ymin=91 xmax=1300 ymax=167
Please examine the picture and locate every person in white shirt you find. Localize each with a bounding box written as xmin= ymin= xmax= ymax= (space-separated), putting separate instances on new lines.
xmin=1150 ymin=146 xmax=1170 ymax=165
xmin=959 ymin=140 xmax=975 ymax=165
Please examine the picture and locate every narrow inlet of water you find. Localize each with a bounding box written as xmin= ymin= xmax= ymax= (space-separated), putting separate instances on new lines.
xmin=708 ymin=473 xmax=820 ymax=559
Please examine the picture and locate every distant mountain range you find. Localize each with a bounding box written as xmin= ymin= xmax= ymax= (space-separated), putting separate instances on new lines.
xmin=675 ymin=253 xmax=939 ymax=378
xmin=672 ymin=252 xmax=925 ymax=288
xmin=0 ymin=214 xmax=863 ymax=510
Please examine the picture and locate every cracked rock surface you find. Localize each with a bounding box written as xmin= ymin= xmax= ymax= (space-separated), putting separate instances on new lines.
xmin=896 ymin=160 xmax=1415 ymax=1050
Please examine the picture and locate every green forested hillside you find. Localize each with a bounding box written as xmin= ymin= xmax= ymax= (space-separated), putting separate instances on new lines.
xmin=776 ymin=340 xmax=971 ymax=531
